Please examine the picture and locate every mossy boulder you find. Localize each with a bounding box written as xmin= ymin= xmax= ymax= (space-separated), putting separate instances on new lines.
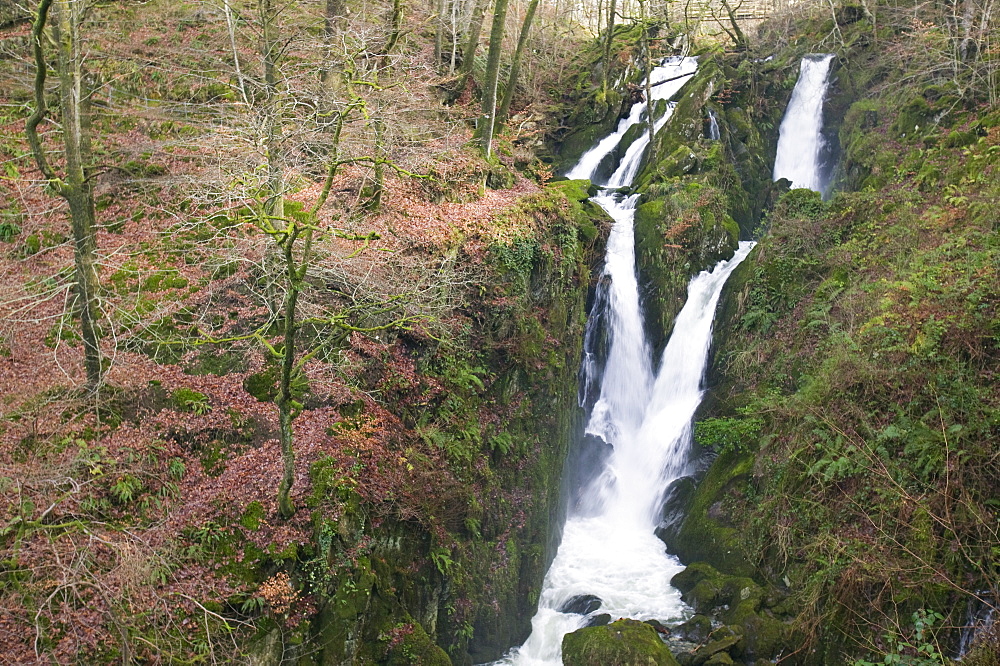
xmin=683 ymin=625 xmax=745 ymax=665
xmin=386 ymin=622 xmax=452 ymax=666
xmin=633 ymin=184 xmax=739 ymax=352
xmin=703 ymin=652 xmax=735 ymax=665
xmin=672 ymin=614 xmax=713 ymax=643
xmin=671 ymin=562 xmax=726 ymax=612
xmin=660 ymin=144 xmax=701 ymax=178
xmin=890 ymin=94 xmax=938 ymax=140
xmin=561 ymin=618 xmax=680 ymax=666
xmin=661 ymin=449 xmax=754 ymax=578
xmin=723 ymin=605 xmax=789 ymax=662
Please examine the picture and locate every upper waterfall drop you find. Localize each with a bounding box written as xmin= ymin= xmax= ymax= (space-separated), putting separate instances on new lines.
xmin=565 ymin=57 xmax=699 ymax=184
xmin=707 ymin=110 xmax=721 ymax=141
xmin=772 ymin=54 xmax=835 ymax=192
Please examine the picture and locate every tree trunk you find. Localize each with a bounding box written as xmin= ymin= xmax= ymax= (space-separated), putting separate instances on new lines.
xmin=497 ymin=0 xmax=539 ymax=123
xmin=260 ymin=0 xmax=283 ymax=218
xmin=451 ymin=0 xmax=489 ymax=99
xmin=434 ymin=0 xmax=445 ymax=69
xmin=27 ymin=0 xmax=103 ymax=392
xmin=603 ymin=0 xmax=617 ymax=96
xmin=366 ymin=118 xmax=386 ymax=210
xmin=380 ymin=0 xmax=404 ymax=66
xmin=478 ymin=0 xmax=510 ymax=157
xmin=223 ymin=0 xmax=249 ymax=104
xmin=55 ymin=1 xmax=102 ymax=391
xmin=449 ymin=0 xmax=459 ymax=72
xmin=320 ymin=0 xmax=345 ymax=86
xmin=276 ymin=228 xmax=303 ymax=520
xmin=276 ymin=283 xmax=299 ymax=519
xmin=718 ymin=0 xmax=748 ymax=50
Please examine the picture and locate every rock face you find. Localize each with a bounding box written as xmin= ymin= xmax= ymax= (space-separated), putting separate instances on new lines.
xmin=559 ymin=594 xmax=604 ymax=615
xmin=561 ymin=618 xmax=681 ymax=666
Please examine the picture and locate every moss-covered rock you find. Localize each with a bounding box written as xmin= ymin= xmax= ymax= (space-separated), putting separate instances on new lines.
xmin=385 ymin=622 xmax=453 ymax=666
xmin=633 ymin=182 xmax=740 ymax=352
xmin=672 ymin=614 xmax=713 ymax=643
xmin=723 ymin=605 xmax=788 ymax=662
xmin=688 ymin=625 xmax=745 ymax=664
xmin=662 ymin=449 xmax=754 ymax=578
xmin=561 ymin=618 xmax=680 ymax=666
xmin=702 ymin=652 xmax=735 ymax=665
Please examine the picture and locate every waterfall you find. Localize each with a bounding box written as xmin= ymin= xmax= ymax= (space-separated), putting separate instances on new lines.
xmin=958 ymin=593 xmax=997 ymax=659
xmin=707 ymin=110 xmax=721 ymax=141
xmin=491 ymin=57 xmax=755 ymax=666
xmin=574 ymin=56 xmax=697 ymax=417
xmin=772 ymin=54 xmax=835 ymax=192
xmin=565 ymin=57 xmax=699 ymax=183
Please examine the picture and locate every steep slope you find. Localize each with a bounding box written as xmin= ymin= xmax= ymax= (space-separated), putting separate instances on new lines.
xmin=670 ymin=6 xmax=999 ymax=664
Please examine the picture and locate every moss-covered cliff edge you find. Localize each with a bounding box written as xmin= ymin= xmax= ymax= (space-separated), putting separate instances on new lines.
xmin=241 ymin=180 xmax=612 ymax=665
xmin=667 ymin=8 xmax=1000 ymax=665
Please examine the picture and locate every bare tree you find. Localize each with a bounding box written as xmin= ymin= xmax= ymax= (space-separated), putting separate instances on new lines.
xmin=477 ymin=0 xmax=511 ymax=156
xmin=450 ymin=0 xmax=490 ymax=98
xmin=25 ymin=0 xmax=102 ymax=392
xmin=497 ymin=0 xmax=541 ymax=123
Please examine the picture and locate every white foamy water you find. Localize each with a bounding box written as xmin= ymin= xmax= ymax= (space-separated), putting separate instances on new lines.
xmin=565 ymin=57 xmax=699 ymax=184
xmin=772 ymin=54 xmax=835 ymax=192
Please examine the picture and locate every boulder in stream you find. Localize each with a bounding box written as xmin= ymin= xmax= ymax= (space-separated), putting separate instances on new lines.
xmin=561 ymin=618 xmax=680 ymax=666
xmin=559 ymin=594 xmax=603 ymax=615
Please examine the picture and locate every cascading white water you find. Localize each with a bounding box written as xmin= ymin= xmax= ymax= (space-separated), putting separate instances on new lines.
xmin=707 ymin=110 xmax=721 ymax=141
xmin=492 ymin=56 xmax=756 ymax=666
xmin=772 ymin=54 xmax=835 ymax=192
xmin=565 ymin=57 xmax=699 ymax=183
xmin=574 ymin=56 xmax=698 ymax=449
xmin=958 ymin=593 xmax=997 ymax=659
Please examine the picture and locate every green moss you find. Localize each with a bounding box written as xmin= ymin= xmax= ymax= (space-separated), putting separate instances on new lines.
xmin=561 ymin=619 xmax=680 ymax=666
xmin=243 ymin=364 xmax=308 ymax=403
xmin=890 ymin=96 xmax=934 ymax=140
xmin=689 ymin=626 xmax=745 ymax=663
xmin=23 ymin=234 xmax=40 ymax=255
xmin=386 ymin=622 xmax=452 ymax=666
xmin=240 ymin=501 xmax=265 ymax=530
xmin=170 ymin=387 xmax=210 ymax=414
xmin=633 ymin=179 xmax=739 ymax=354
xmin=142 ymin=268 xmax=189 ymax=292
xmin=774 ymin=189 xmax=826 ymax=220
xmin=666 ymin=449 xmax=754 ymax=577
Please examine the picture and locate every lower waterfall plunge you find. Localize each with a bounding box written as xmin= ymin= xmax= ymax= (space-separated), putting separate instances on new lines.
xmin=491 ymin=56 xmax=755 ymax=665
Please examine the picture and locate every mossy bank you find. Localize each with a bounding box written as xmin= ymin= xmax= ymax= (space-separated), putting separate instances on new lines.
xmin=246 ymin=180 xmax=612 ymax=665
xmin=670 ymin=7 xmax=1000 ymax=665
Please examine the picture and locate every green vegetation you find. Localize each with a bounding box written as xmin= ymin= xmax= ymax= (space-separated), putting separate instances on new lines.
xmin=679 ymin=8 xmax=1000 ymax=661
xmin=561 ymin=618 xmax=680 ymax=666
xmin=1 ymin=0 xmax=997 ymax=661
